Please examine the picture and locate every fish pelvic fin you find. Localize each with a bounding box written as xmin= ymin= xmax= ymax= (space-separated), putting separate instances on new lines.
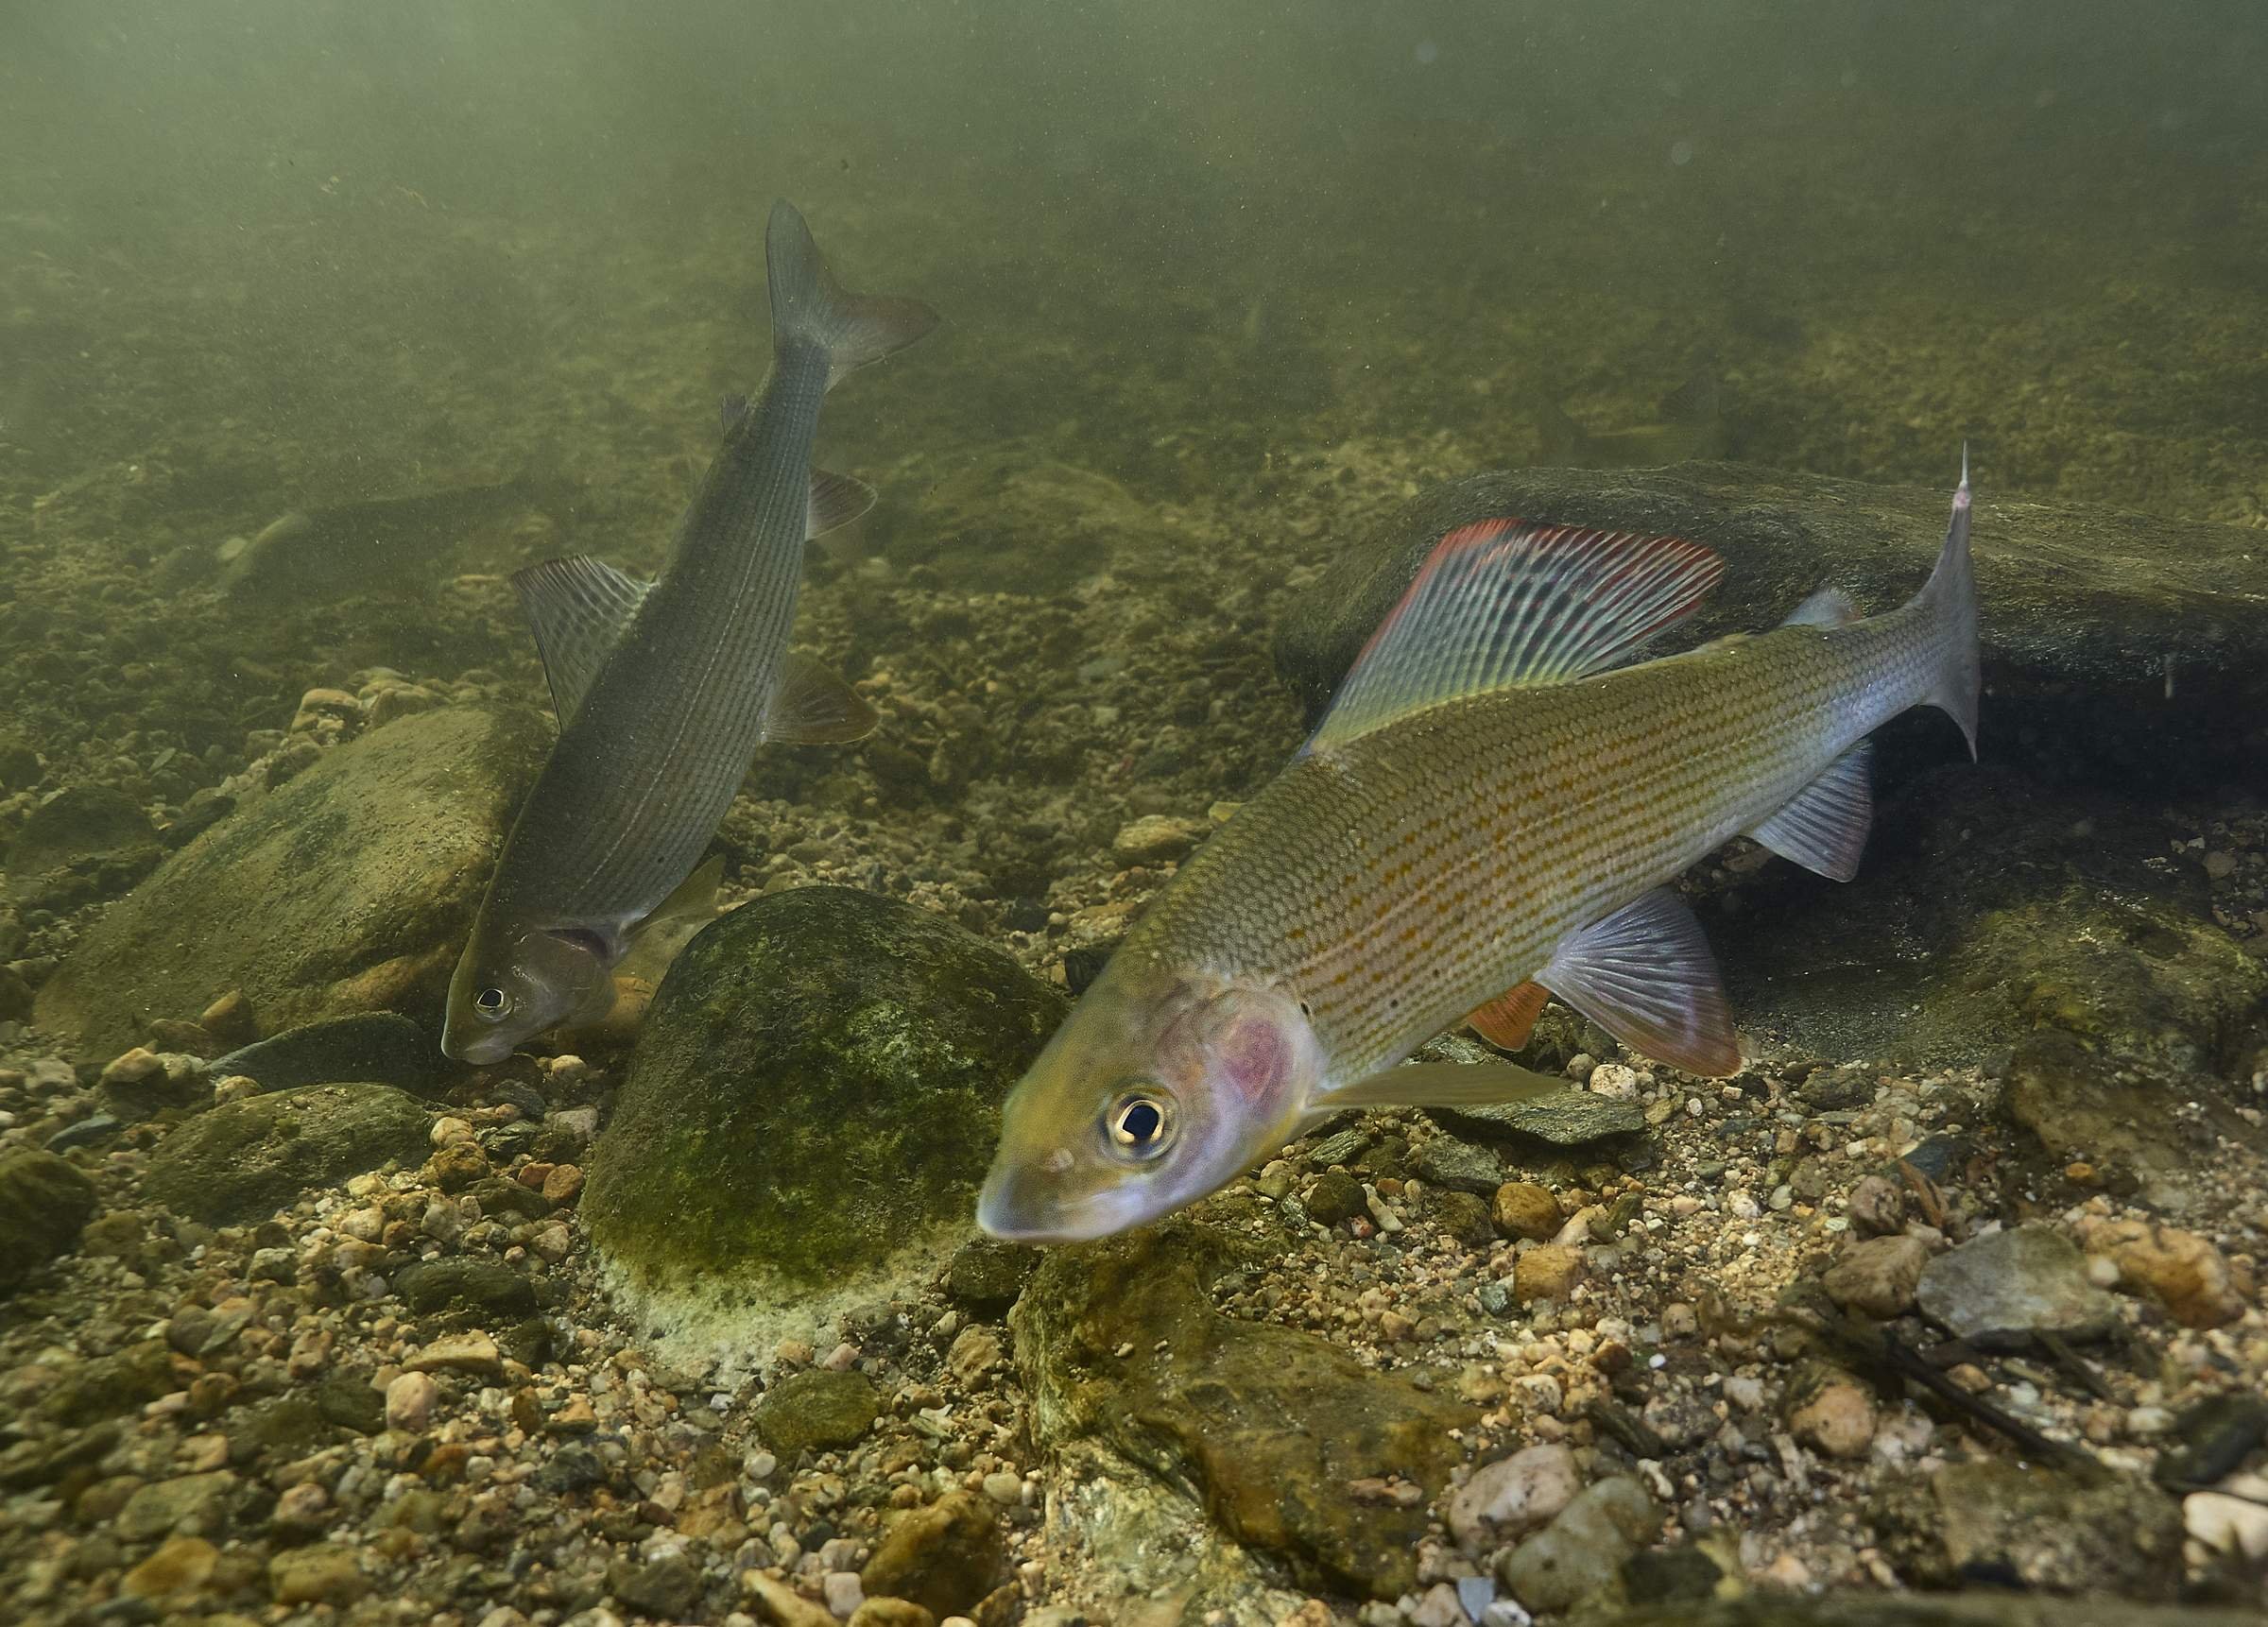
xmin=1467 ymin=980 xmax=1551 ymax=1051
xmin=1910 ymin=450 xmax=1980 ymax=760
xmin=1303 ymin=521 xmax=1723 ymax=754
xmin=765 ymin=200 xmax=938 ymax=390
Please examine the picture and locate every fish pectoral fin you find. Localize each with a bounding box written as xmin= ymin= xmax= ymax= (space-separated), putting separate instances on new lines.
xmin=807 ymin=469 xmax=877 ymax=539
xmin=1747 ymin=741 xmax=1873 ymax=882
xmin=765 ymin=651 xmax=879 ymax=745
xmin=1320 ymin=1058 xmax=1571 ymax=1109
xmin=1467 ymin=980 xmax=1551 ymax=1051
xmin=1538 ymin=888 xmax=1741 ymax=1076
xmin=511 ymin=556 xmax=653 ymax=725
xmin=1301 ymin=523 xmax=1724 ymax=755
xmin=620 ymin=854 xmax=725 ymax=975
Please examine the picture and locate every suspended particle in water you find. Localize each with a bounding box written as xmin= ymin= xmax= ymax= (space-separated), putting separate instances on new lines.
xmin=1415 ymin=39 xmax=1439 ymax=66
xmin=1671 ymin=140 xmax=1695 ymax=166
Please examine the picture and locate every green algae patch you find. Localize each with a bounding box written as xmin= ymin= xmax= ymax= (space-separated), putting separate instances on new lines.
xmin=583 ymin=886 xmax=1065 ymax=1352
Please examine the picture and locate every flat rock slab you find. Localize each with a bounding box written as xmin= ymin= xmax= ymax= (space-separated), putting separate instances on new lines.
xmin=141 ymin=1083 xmax=432 ymax=1225
xmin=1275 ymin=462 xmax=2268 ymax=787
xmin=1916 ymin=1225 xmax=2119 ymax=1349
xmin=1011 ymin=1221 xmax=1476 ymax=1601
xmin=35 ymin=706 xmax=548 ymax=1057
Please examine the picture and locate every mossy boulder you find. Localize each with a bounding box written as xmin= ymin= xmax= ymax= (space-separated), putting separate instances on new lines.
xmin=582 ymin=886 xmax=1066 ymax=1353
xmin=0 ymin=1150 xmax=99 ymax=1293
xmin=1276 ymin=462 xmax=2268 ymax=791
xmin=142 ymin=1083 xmax=432 ymax=1224
xmin=1011 ymin=1217 xmax=1478 ymax=1601
xmin=34 ymin=705 xmax=549 ymax=1056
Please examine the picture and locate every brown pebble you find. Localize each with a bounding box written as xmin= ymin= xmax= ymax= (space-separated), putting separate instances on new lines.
xmin=426 ymin=1141 xmax=488 ymax=1192
xmin=2077 ymin=1216 xmax=2247 ymax=1329
xmin=1512 ymin=1244 xmax=1584 ymax=1304
xmin=1493 ymin=1181 xmax=1563 ymax=1242
xmin=1847 ymin=1173 xmax=1906 ymax=1238
xmin=542 ymin=1163 xmax=585 ymax=1204
xmin=198 ymin=989 xmax=259 ymax=1046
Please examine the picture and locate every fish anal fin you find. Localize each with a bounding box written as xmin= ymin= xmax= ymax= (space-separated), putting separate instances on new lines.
xmin=807 ymin=469 xmax=877 ymax=539
xmin=1539 ymin=888 xmax=1741 ymax=1076
xmin=1468 ymin=980 xmax=1551 ymax=1051
xmin=1748 ymin=742 xmax=1873 ymax=882
xmin=765 ymin=651 xmax=878 ymax=745
xmin=1321 ymin=1058 xmax=1570 ymax=1109
xmin=1782 ymin=587 xmax=1860 ymax=628
xmin=510 ymin=556 xmax=653 ymax=725
xmin=1304 ymin=522 xmax=1724 ymax=754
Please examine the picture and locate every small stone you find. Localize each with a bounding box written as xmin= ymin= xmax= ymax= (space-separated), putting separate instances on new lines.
xmin=1109 ymin=814 xmax=1206 ymax=865
xmin=0 ymin=1149 xmax=100 ymax=1292
xmin=1407 ymin=1583 xmax=1469 ymax=1627
xmin=1409 ymin=1138 xmax=1504 ymax=1194
xmin=2185 ymin=1487 xmax=2268 ymax=1562
xmin=1492 ymin=1181 xmax=1562 ymax=1242
xmin=199 ymin=989 xmax=258 ymax=1045
xmin=115 ymin=1470 xmax=237 ymax=1540
xmin=427 ymin=1139 xmax=489 ymax=1190
xmin=746 ymin=1574 xmax=837 ymax=1627
xmin=1662 ymin=1302 xmax=1700 ymax=1339
xmin=431 ymin=1115 xmax=476 ymax=1145
xmin=1513 ymin=1244 xmax=1584 ymax=1304
xmin=754 ymin=1368 xmax=881 ymax=1455
xmin=269 ymin=1544 xmax=369 ymax=1606
xmin=943 ymin=1237 xmax=1037 ymax=1313
xmin=1433 ymin=1189 xmax=1496 ymax=1248
xmin=1305 ymin=1170 xmax=1366 ymax=1225
xmin=386 ymin=1371 xmax=438 ymax=1431
xmin=531 ymin=1223 xmax=573 ymax=1262
xmin=946 ymin=1326 xmax=1004 ymax=1387
xmin=823 ymin=1570 xmax=866 ymax=1617
xmin=121 ymin=1534 xmax=218 ymax=1600
xmin=1498 ymin=1476 xmax=1656 ymax=1615
xmin=1847 ymin=1173 xmax=1906 ymax=1237
xmin=1786 ymin=1362 xmax=1879 ymax=1459
xmin=1822 ymin=1234 xmax=1929 ymax=1318
xmin=1916 ymin=1225 xmax=2117 ymax=1347
xmin=1254 ymin=1159 xmax=1297 ymax=1200
xmin=1448 ymin=1443 xmax=1581 ymax=1550
xmin=1588 ymin=1062 xmax=1641 ymax=1099
xmin=407 ymin=1332 xmax=502 ymax=1377
xmin=271 ymin=1481 xmax=331 ymax=1534
xmin=610 ymin=1553 xmax=702 ymax=1619
xmin=2076 ymin=1216 xmax=2247 ymax=1329
xmin=847 ymin=1601 xmax=936 ymax=1627
xmin=860 ymin=1492 xmax=1005 ymax=1618
xmin=541 ymin=1162 xmax=585 ymax=1204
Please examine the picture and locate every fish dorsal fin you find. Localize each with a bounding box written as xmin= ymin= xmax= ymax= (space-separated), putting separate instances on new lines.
xmin=1748 ymin=741 xmax=1873 ymax=881
xmin=1468 ymin=980 xmax=1551 ymax=1051
xmin=765 ymin=650 xmax=879 ymax=745
xmin=1782 ymin=587 xmax=1859 ymax=628
xmin=1320 ymin=1057 xmax=1571 ymax=1109
xmin=1305 ymin=520 xmax=1725 ymax=753
xmin=1538 ymin=887 xmax=1739 ymax=1076
xmin=511 ymin=556 xmax=654 ymax=725
xmin=807 ymin=468 xmax=877 ymax=538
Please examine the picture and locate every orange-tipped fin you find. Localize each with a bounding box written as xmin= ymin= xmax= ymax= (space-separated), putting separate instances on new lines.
xmin=1467 ymin=980 xmax=1551 ymax=1051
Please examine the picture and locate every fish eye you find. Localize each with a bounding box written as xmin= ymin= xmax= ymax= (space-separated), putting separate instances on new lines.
xmin=473 ymin=987 xmax=510 ymax=1019
xmin=1103 ymin=1089 xmax=1174 ymax=1162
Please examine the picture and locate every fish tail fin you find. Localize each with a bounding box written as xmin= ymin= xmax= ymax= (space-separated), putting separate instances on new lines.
xmin=1910 ymin=445 xmax=1980 ymax=759
xmin=765 ymin=200 xmax=937 ymax=389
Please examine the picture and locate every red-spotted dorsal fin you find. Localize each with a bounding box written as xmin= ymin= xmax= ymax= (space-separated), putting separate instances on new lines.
xmin=1304 ymin=521 xmax=1724 ymax=754
xmin=1467 ymin=980 xmax=1551 ymax=1051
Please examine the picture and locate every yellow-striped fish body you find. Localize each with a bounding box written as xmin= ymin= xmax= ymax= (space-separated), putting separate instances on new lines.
xmin=979 ymin=466 xmax=1978 ymax=1242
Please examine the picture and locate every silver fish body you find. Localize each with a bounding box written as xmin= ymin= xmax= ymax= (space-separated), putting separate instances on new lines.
xmin=444 ymin=202 xmax=934 ymax=1063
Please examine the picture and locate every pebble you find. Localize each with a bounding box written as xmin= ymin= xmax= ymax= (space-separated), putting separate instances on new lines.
xmin=1108 ymin=814 xmax=1206 ymax=865
xmin=1512 ymin=1244 xmax=1584 ymax=1304
xmin=1447 ymin=1444 xmax=1580 ymax=1550
xmin=1786 ymin=1364 xmax=1878 ymax=1459
xmin=2184 ymin=1482 xmax=2268 ymax=1561
xmin=981 ymin=1471 xmax=1022 ymax=1506
xmin=407 ymin=1332 xmax=502 ymax=1377
xmin=1587 ymin=1062 xmax=1641 ymax=1099
xmin=1491 ymin=1181 xmax=1562 ymax=1242
xmin=1916 ymin=1225 xmax=2117 ymax=1347
xmin=1821 ymin=1233 xmax=1929 ymax=1318
xmin=1305 ymin=1170 xmax=1367 ymax=1225
xmin=269 ymin=1544 xmax=369 ymax=1606
xmin=120 ymin=1535 xmax=217 ymax=1600
xmin=387 ymin=1370 xmax=438 ymax=1430
xmin=2076 ymin=1216 xmax=2247 ymax=1328
xmin=824 ymin=1570 xmax=867 ymax=1617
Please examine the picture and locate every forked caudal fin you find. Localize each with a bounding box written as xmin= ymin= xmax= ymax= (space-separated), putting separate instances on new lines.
xmin=765 ymin=200 xmax=939 ymax=389
xmin=1911 ymin=449 xmax=1981 ymax=760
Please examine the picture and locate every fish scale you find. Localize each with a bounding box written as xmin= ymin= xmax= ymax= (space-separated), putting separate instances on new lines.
xmin=1128 ymin=595 xmax=1953 ymax=1086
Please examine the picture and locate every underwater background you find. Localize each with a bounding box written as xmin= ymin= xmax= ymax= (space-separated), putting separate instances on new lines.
xmin=2 ymin=4 xmax=2265 ymax=1625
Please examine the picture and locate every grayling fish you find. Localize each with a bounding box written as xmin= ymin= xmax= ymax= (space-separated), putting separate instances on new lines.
xmin=442 ymin=201 xmax=935 ymax=1063
xmin=216 ymin=476 xmax=541 ymax=606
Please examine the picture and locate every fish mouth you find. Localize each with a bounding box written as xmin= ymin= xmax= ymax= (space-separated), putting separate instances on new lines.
xmin=975 ymin=1167 xmax=1120 ymax=1245
xmin=439 ymin=1026 xmax=515 ymax=1067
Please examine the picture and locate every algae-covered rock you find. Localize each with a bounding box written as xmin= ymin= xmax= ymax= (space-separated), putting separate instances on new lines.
xmin=753 ymin=1368 xmax=882 ymax=1457
xmin=1708 ymin=769 xmax=2268 ymax=1073
xmin=34 ymin=705 xmax=548 ymax=1055
xmin=1010 ymin=1219 xmax=1477 ymax=1600
xmin=1869 ymin=1459 xmax=2184 ymax=1597
xmin=858 ymin=1490 xmax=1005 ymax=1617
xmin=1603 ymin=1597 xmax=2265 ymax=1627
xmin=1275 ymin=462 xmax=2268 ymax=788
xmin=142 ymin=1083 xmax=432 ymax=1224
xmin=0 ymin=1150 xmax=98 ymax=1293
xmin=582 ymin=886 xmax=1065 ymax=1352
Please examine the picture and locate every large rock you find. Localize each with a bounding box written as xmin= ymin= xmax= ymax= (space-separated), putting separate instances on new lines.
xmin=1707 ymin=768 xmax=2267 ymax=1074
xmin=35 ymin=705 xmax=548 ymax=1056
xmin=582 ymin=886 xmax=1066 ymax=1358
xmin=141 ymin=1084 xmax=432 ymax=1224
xmin=1010 ymin=1217 xmax=1477 ymax=1601
xmin=1275 ymin=463 xmax=2268 ymax=789
xmin=1869 ymin=1460 xmax=2185 ymax=1597
xmin=0 ymin=1150 xmax=99 ymax=1293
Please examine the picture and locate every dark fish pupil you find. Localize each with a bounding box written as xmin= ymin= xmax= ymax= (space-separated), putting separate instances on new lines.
xmin=476 ymin=988 xmax=505 ymax=1013
xmin=1121 ymin=1101 xmax=1161 ymax=1143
